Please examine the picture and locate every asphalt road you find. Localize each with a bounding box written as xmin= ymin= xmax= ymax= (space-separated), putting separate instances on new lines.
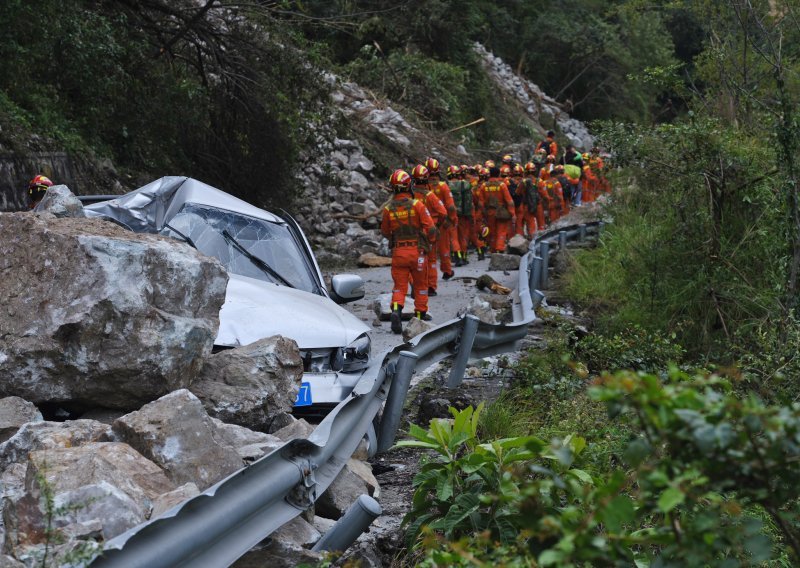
xmin=341 ymin=253 xmax=520 ymax=356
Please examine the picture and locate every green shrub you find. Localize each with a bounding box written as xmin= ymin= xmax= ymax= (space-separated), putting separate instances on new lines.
xmin=575 ymin=324 xmax=684 ymax=374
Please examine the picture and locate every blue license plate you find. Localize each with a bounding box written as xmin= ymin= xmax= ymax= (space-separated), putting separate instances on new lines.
xmin=294 ymin=382 xmax=312 ymax=407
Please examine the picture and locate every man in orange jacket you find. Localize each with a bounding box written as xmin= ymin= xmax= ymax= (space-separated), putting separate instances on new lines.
xmin=478 ymin=166 xmax=516 ymax=253
xmin=412 ymin=164 xmax=448 ymax=297
xmin=515 ymin=162 xmax=539 ymax=238
xmin=381 ymin=169 xmax=437 ymax=333
xmin=539 ymin=169 xmax=565 ymax=222
xmin=425 ymin=158 xmax=460 ymax=278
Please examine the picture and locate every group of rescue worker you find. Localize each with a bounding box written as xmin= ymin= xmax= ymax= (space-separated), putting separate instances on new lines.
xmin=380 ymin=138 xmax=611 ymax=334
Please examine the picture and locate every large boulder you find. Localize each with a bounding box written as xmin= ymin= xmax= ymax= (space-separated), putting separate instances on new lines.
xmin=0 ymin=398 xmax=42 ymax=444
xmin=190 ymin=336 xmax=302 ymax=432
xmin=0 ymin=213 xmax=228 ymax=410
xmin=3 ymin=443 xmax=175 ymax=549
xmin=0 ymin=419 xmax=112 ymax=471
xmin=112 ymin=390 xmax=244 ymax=490
xmin=32 ymin=185 xmax=85 ymax=218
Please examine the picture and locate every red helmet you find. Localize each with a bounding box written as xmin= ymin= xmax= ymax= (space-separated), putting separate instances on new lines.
xmin=502 ymin=154 xmax=514 ymax=164
xmin=446 ymin=165 xmax=460 ymax=178
xmin=513 ymin=164 xmax=524 ymax=176
xmin=389 ymin=169 xmax=412 ymax=190
xmin=424 ymin=158 xmax=441 ymax=175
xmin=524 ymin=162 xmax=536 ymax=174
xmin=479 ymin=166 xmax=490 ymax=180
xmin=411 ymin=164 xmax=430 ymax=182
xmin=554 ymin=164 xmax=565 ymax=174
xmin=546 ymin=154 xmax=556 ymax=163
xmin=484 ymin=159 xmax=496 ymax=169
xmin=28 ymin=174 xmax=53 ymax=200
xmin=499 ymin=164 xmax=511 ymax=178
xmin=460 ymin=164 xmax=470 ymax=175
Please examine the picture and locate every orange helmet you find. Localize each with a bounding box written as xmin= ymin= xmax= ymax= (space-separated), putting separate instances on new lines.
xmin=424 ymin=158 xmax=441 ymax=175
xmin=411 ymin=164 xmax=429 ymax=182
xmin=446 ymin=164 xmax=460 ymax=178
xmin=524 ymin=162 xmax=536 ymax=174
xmin=479 ymin=166 xmax=490 ymax=180
xmin=502 ymin=154 xmax=514 ymax=164
xmin=484 ymin=159 xmax=496 ymax=169
xmin=28 ymin=174 xmax=53 ymax=200
xmin=499 ymin=164 xmax=511 ymax=177
xmin=460 ymin=164 xmax=470 ymax=173
xmin=513 ymin=164 xmax=524 ymax=176
xmin=473 ymin=163 xmax=482 ymax=171
xmin=389 ymin=169 xmax=412 ymax=190
xmin=582 ymin=152 xmax=591 ymax=161
xmin=554 ymin=164 xmax=565 ymax=174
xmin=546 ymin=154 xmax=556 ymax=163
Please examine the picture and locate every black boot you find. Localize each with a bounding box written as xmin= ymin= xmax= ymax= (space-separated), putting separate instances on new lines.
xmin=428 ymin=287 xmax=438 ymax=296
xmin=390 ymin=306 xmax=402 ymax=334
xmin=416 ymin=310 xmax=433 ymax=321
xmin=477 ymin=248 xmax=485 ymax=261
xmin=442 ymin=271 xmax=454 ymax=281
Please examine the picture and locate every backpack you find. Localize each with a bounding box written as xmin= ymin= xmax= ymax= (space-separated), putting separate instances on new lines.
xmin=521 ymin=178 xmax=539 ymax=210
xmin=450 ymin=180 xmax=473 ymax=217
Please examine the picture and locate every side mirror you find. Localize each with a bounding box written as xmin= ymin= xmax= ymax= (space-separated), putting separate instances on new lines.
xmin=330 ymin=274 xmax=365 ymax=304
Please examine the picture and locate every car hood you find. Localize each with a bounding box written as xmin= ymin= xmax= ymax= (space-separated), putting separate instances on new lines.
xmin=216 ymin=274 xmax=369 ymax=349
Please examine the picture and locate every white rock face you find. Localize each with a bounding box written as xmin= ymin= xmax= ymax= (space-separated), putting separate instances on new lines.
xmin=0 ymin=213 xmax=228 ymax=410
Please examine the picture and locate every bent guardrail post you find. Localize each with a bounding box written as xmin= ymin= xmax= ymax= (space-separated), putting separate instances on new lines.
xmin=447 ymin=314 xmax=480 ymax=388
xmin=312 ymin=495 xmax=382 ymax=553
xmin=558 ymin=230 xmax=567 ymax=250
xmin=579 ymin=223 xmax=587 ymax=242
xmin=376 ymin=351 xmax=419 ymax=453
xmin=540 ymin=241 xmax=551 ymax=289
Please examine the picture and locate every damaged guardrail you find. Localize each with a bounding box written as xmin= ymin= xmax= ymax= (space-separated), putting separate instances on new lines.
xmin=90 ymin=220 xmax=603 ymax=568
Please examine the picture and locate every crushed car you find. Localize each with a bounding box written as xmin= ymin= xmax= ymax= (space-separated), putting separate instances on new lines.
xmin=83 ymin=176 xmax=371 ymax=413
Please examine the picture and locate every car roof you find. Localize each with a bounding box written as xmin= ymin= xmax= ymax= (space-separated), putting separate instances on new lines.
xmin=84 ymin=176 xmax=283 ymax=232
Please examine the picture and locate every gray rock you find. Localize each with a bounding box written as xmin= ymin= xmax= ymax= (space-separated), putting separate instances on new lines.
xmin=488 ymin=253 xmax=520 ymax=271
xmin=316 ymin=463 xmax=371 ymax=520
xmin=273 ymin=418 xmax=315 ymax=442
xmin=372 ymin=293 xmax=416 ymax=321
xmin=0 ymin=214 xmax=228 ymax=410
xmin=150 ymin=482 xmax=200 ymax=519
xmin=112 ymin=390 xmax=243 ymax=490
xmin=464 ymin=296 xmax=497 ymax=325
xmin=232 ymin=539 xmax=322 ymax=568
xmin=0 ymin=419 xmax=112 ymax=471
xmin=272 ymin=516 xmax=321 ymax=547
xmin=211 ymin=419 xmax=283 ymax=462
xmin=507 ymin=234 xmax=530 ymax=256
xmin=347 ymin=171 xmax=370 ymax=192
xmin=190 ymin=336 xmax=303 ymax=432
xmin=402 ymin=317 xmax=434 ymax=341
xmin=0 ymin=397 xmax=42 ymax=444
xmin=33 ymin=185 xmax=85 ymax=218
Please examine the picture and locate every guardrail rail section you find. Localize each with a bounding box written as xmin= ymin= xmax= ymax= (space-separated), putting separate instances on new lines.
xmin=91 ymin=221 xmax=603 ymax=568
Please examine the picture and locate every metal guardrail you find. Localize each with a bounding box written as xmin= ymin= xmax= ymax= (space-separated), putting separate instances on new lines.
xmin=90 ymin=220 xmax=603 ymax=568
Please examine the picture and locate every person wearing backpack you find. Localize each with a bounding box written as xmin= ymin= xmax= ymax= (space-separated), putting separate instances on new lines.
xmin=412 ymin=165 xmax=448 ymax=297
xmin=515 ymin=162 xmax=540 ymax=238
xmin=478 ymin=166 xmax=516 ymax=253
xmin=381 ymin=169 xmax=437 ymax=332
xmin=536 ymin=130 xmax=558 ymax=158
xmin=448 ymin=165 xmax=477 ymax=265
xmin=425 ymin=158 xmax=459 ymax=279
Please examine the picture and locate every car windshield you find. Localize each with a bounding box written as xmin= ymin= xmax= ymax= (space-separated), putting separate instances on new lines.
xmin=161 ymin=202 xmax=320 ymax=294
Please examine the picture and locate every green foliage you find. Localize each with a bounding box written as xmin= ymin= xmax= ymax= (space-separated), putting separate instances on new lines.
xmin=477 ymin=392 xmax=533 ymax=440
xmin=412 ymin=370 xmax=800 ymax=566
xmin=575 ymin=324 xmax=684 ymax=374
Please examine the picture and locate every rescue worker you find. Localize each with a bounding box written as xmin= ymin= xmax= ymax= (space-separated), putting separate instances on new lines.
xmin=411 ymin=165 xmax=448 ymax=297
xmin=590 ymin=147 xmax=611 ymax=194
xmin=539 ymin=168 xmax=565 ymax=222
xmin=537 ymin=168 xmax=552 ymax=228
xmin=448 ymin=165 xmax=474 ymax=265
xmin=562 ymin=144 xmax=580 ymax=166
xmin=381 ymin=169 xmax=437 ymax=333
xmin=478 ymin=166 xmax=515 ymax=253
xmin=532 ymin=148 xmax=547 ymax=171
xmin=472 ymin=166 xmax=489 ymax=260
xmin=564 ymin=159 xmax=583 ymax=207
xmin=536 ymin=130 xmax=558 ymax=158
xmin=510 ymin=163 xmax=525 ymax=235
xmin=515 ymin=162 xmax=540 ymax=238
xmin=27 ymin=174 xmax=53 ymax=209
xmin=553 ymin=164 xmax=571 ymax=214
xmin=582 ymin=152 xmax=598 ymax=202
xmin=425 ymin=158 xmax=460 ymax=277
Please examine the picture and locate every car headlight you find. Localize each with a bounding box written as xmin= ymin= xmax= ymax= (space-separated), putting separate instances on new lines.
xmin=341 ymin=333 xmax=371 ymax=372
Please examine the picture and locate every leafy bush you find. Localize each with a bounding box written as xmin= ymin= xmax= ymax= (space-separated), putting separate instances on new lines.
xmin=412 ymin=370 xmax=800 ymax=566
xmin=575 ymin=324 xmax=684 ymax=374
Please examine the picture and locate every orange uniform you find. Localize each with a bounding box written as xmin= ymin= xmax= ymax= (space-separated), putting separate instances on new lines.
xmin=413 ymin=186 xmax=448 ymax=292
xmin=539 ymin=171 xmax=565 ymax=223
xmin=381 ymin=193 xmax=436 ymax=315
xmin=515 ymin=176 xmax=539 ymax=238
xmin=430 ymin=178 xmax=459 ymax=276
xmin=478 ymin=177 xmax=516 ymax=253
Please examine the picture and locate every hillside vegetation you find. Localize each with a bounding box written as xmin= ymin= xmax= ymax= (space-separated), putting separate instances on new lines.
xmin=5 ymin=1 xmax=800 ymax=565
